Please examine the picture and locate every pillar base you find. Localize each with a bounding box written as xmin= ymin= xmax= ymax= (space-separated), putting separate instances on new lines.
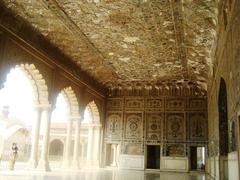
xmin=37 ymin=159 xmax=51 ymax=171
xmin=28 ymin=158 xmax=38 ymax=170
xmin=71 ymin=159 xmax=80 ymax=170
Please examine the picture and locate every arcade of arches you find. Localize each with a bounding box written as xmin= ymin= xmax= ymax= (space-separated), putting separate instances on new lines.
xmin=0 ymin=0 xmax=239 ymax=180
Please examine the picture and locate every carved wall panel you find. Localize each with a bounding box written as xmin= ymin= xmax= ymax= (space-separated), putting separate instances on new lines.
xmin=165 ymin=113 xmax=185 ymax=141
xmin=188 ymin=112 xmax=207 ymax=141
xmin=165 ymin=144 xmax=185 ymax=157
xmin=124 ymin=143 xmax=142 ymax=155
xmin=165 ymin=98 xmax=185 ymax=110
xmin=145 ymin=98 xmax=164 ymax=110
xmin=105 ymin=113 xmax=122 ymax=140
xmin=188 ymin=98 xmax=207 ymax=110
xmin=146 ymin=113 xmax=163 ymax=141
xmin=125 ymin=98 xmax=144 ymax=110
xmin=107 ymin=98 xmax=123 ymax=110
xmin=124 ymin=113 xmax=143 ymax=140
xmin=105 ymin=96 xmax=207 ymax=158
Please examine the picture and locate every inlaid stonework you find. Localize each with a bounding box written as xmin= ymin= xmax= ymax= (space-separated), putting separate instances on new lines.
xmin=107 ymin=98 xmax=123 ymax=111
xmin=125 ymin=98 xmax=144 ymax=110
xmin=105 ymin=94 xmax=207 ymax=161
xmin=165 ymin=144 xmax=185 ymax=157
xmin=0 ymin=1 xmax=217 ymax=85
xmin=124 ymin=113 xmax=143 ymax=140
xmin=188 ymin=113 xmax=207 ymax=141
xmin=188 ymin=98 xmax=207 ymax=110
xmin=106 ymin=113 xmax=122 ymax=140
xmin=165 ymin=113 xmax=185 ymax=141
xmin=165 ymin=98 xmax=185 ymax=110
xmin=145 ymin=98 xmax=164 ymax=110
xmin=146 ymin=113 xmax=163 ymax=141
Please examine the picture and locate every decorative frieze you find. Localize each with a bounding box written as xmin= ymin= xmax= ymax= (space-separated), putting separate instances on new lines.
xmin=165 ymin=98 xmax=185 ymax=110
xmin=107 ymin=98 xmax=123 ymax=110
xmin=188 ymin=98 xmax=207 ymax=110
xmin=145 ymin=98 xmax=164 ymax=110
xmin=125 ymin=98 xmax=144 ymax=110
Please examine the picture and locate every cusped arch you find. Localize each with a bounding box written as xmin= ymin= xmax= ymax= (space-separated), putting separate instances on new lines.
xmin=15 ymin=63 xmax=49 ymax=105
xmin=85 ymin=100 xmax=100 ymax=124
xmin=61 ymin=86 xmax=80 ymax=117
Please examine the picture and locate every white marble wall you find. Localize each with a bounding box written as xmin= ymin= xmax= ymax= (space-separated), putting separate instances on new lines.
xmin=228 ymin=151 xmax=239 ymax=180
xmin=118 ymin=155 xmax=144 ymax=170
xmin=160 ymin=157 xmax=188 ymax=172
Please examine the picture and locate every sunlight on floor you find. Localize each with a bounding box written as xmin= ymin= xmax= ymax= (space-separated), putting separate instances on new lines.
xmin=0 ymin=161 xmax=213 ymax=180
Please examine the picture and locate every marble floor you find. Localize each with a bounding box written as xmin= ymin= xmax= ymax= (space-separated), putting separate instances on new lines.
xmin=0 ymin=161 xmax=214 ymax=180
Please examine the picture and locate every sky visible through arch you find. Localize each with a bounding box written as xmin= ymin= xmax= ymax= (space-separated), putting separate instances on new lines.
xmin=0 ymin=68 xmax=34 ymax=128
xmin=0 ymin=68 xmax=92 ymax=128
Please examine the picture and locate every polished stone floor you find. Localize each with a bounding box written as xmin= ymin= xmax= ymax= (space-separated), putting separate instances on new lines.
xmin=0 ymin=161 xmax=214 ymax=180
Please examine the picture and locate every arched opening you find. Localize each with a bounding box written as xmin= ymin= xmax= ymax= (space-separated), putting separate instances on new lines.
xmin=51 ymin=93 xmax=69 ymax=123
xmin=50 ymin=87 xmax=79 ymax=167
xmin=84 ymin=101 xmax=100 ymax=124
xmin=84 ymin=100 xmax=101 ymax=167
xmin=49 ymin=139 xmax=64 ymax=160
xmin=0 ymin=64 xmax=48 ymax=170
xmin=218 ymin=78 xmax=228 ymax=155
xmin=218 ymin=78 xmax=229 ymax=179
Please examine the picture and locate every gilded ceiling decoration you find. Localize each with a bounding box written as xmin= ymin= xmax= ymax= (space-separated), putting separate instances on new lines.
xmin=1 ymin=0 xmax=217 ymax=88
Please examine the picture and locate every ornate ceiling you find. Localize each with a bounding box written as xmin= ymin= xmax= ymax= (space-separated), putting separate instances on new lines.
xmin=1 ymin=0 xmax=217 ymax=89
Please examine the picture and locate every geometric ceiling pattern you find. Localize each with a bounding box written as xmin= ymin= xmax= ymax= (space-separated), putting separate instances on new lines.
xmin=2 ymin=0 xmax=217 ymax=88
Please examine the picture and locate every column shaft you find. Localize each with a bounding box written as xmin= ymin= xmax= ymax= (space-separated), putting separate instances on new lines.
xmin=86 ymin=126 xmax=93 ymax=166
xmin=28 ymin=107 xmax=42 ymax=169
xmin=37 ymin=106 xmax=51 ymax=171
xmin=71 ymin=117 xmax=81 ymax=169
xmin=62 ymin=117 xmax=73 ymax=168
xmin=93 ymin=126 xmax=101 ymax=167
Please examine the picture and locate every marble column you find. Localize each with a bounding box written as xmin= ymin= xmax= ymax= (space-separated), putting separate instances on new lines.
xmin=62 ymin=116 xmax=73 ymax=168
xmin=71 ymin=116 xmax=82 ymax=169
xmin=28 ymin=105 xmax=42 ymax=169
xmin=37 ymin=105 xmax=52 ymax=171
xmin=111 ymin=144 xmax=118 ymax=167
xmin=86 ymin=125 xmax=93 ymax=167
xmin=81 ymin=141 xmax=85 ymax=164
xmin=93 ymin=125 xmax=101 ymax=167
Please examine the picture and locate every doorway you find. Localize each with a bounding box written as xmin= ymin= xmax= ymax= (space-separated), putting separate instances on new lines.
xmin=146 ymin=145 xmax=160 ymax=169
xmin=218 ymin=78 xmax=229 ymax=179
xmin=190 ymin=146 xmax=206 ymax=170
